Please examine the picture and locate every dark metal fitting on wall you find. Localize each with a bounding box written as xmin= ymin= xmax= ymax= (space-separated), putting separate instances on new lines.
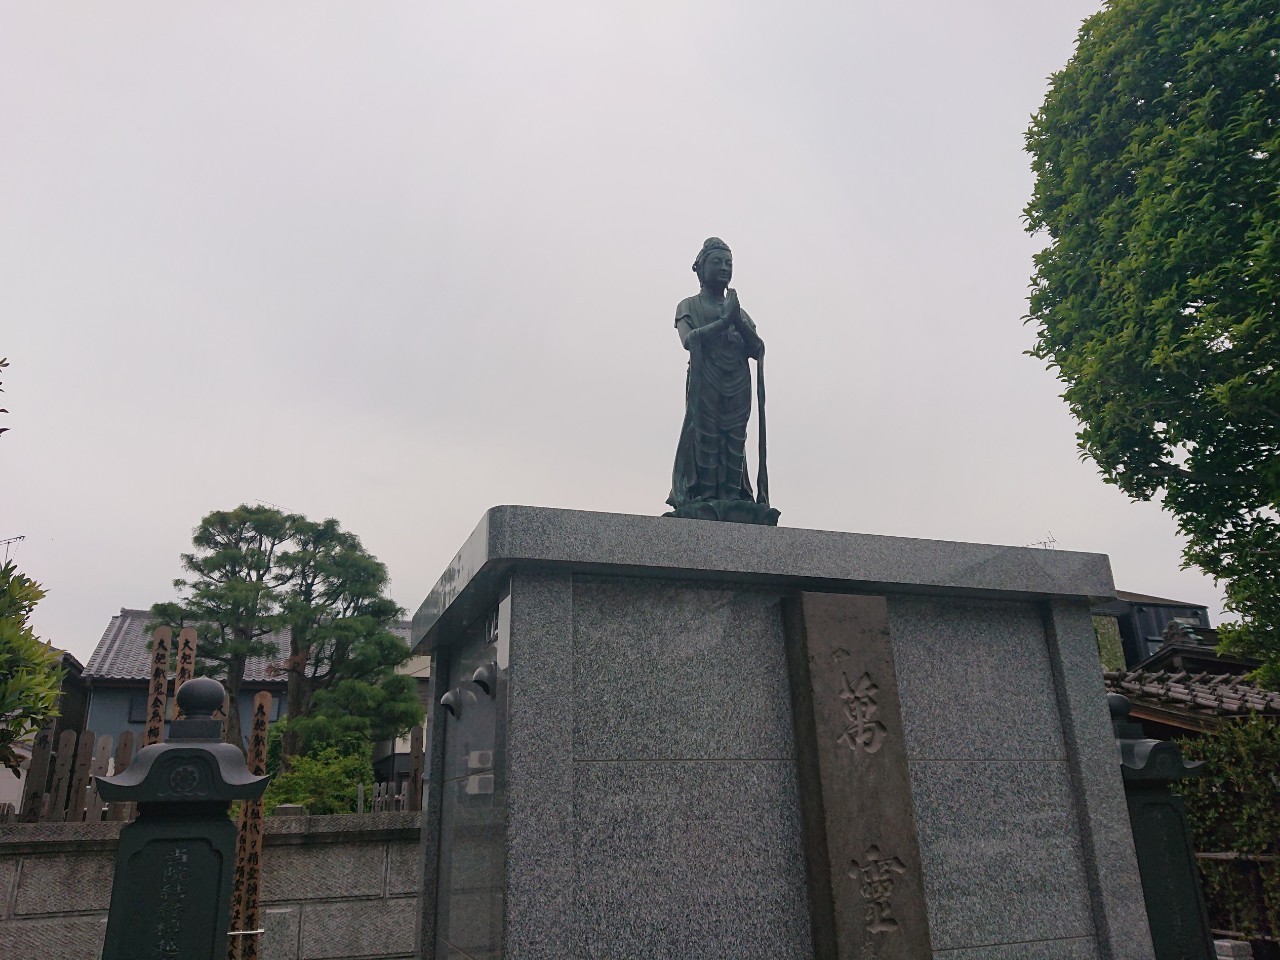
xmin=471 ymin=661 xmax=499 ymax=697
xmin=440 ymin=688 xmax=465 ymax=718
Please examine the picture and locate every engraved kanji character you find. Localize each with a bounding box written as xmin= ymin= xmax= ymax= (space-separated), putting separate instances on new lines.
xmin=850 ymin=845 xmax=907 ymax=934
xmin=836 ymin=671 xmax=888 ymax=755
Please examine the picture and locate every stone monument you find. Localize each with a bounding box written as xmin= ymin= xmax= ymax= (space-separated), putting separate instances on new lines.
xmin=412 ymin=505 xmax=1157 ymax=960
xmin=665 ymin=237 xmax=779 ymax=525
xmin=410 ymin=234 xmax=1154 ymax=960
xmin=97 ymin=677 xmax=269 ymax=960
xmin=1110 ymin=694 xmax=1215 ymax=959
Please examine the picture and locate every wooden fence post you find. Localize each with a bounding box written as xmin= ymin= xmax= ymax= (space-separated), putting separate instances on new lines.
xmin=64 ymin=731 xmax=96 ymax=823
xmin=46 ymin=729 xmax=77 ymax=821
xmin=84 ymin=734 xmax=114 ymax=822
xmin=19 ymin=720 xmax=55 ymax=821
xmin=108 ymin=731 xmax=135 ymax=821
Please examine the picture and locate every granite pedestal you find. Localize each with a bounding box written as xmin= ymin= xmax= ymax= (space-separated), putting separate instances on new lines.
xmin=412 ymin=506 xmax=1155 ymax=960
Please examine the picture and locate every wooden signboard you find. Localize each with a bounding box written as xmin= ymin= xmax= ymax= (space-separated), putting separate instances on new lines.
xmin=173 ymin=627 xmax=199 ymax=715
xmin=226 ymin=691 xmax=271 ymax=960
xmin=144 ymin=628 xmax=172 ymax=746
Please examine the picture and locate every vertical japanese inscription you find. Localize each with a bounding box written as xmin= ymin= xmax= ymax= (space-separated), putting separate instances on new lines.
xmin=153 ymin=845 xmax=191 ymax=959
xmin=226 ymin=692 xmax=270 ymax=960
xmin=172 ymin=627 xmax=199 ymax=715
xmin=784 ymin=593 xmax=933 ymax=959
xmin=145 ymin=627 xmax=172 ymax=746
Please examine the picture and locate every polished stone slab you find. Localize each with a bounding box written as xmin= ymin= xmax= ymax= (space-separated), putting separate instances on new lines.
xmin=572 ymin=578 xmax=793 ymax=762
xmin=934 ymin=937 xmax=1099 ymax=960
xmin=571 ymin=760 xmax=812 ymax=959
xmin=503 ymin=571 xmax=575 ymax=959
xmin=412 ymin=506 xmax=1115 ymax=651
xmin=887 ymin=596 xmax=1066 ymax=761
xmin=1041 ymin=601 xmax=1157 ymax=960
xmin=909 ymin=760 xmax=1094 ymax=951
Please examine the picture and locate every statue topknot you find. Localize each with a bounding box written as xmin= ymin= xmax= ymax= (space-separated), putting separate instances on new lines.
xmin=692 ymin=237 xmax=732 ymax=274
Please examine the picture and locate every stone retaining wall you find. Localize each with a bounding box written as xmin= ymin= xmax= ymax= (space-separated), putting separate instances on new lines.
xmin=0 ymin=812 xmax=421 ymax=960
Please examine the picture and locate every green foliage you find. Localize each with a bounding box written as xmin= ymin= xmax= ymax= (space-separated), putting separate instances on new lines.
xmin=1174 ymin=718 xmax=1280 ymax=937
xmin=151 ymin=505 xmax=297 ymax=748
xmin=260 ymin=743 xmax=374 ymax=816
xmin=290 ymin=673 xmax=423 ymax=749
xmin=1025 ymin=0 xmax=1280 ymax=682
xmin=265 ymin=717 xmax=287 ymax=778
xmin=152 ymin=505 xmax=423 ymax=758
xmin=274 ymin=517 xmax=422 ymax=761
xmin=0 ymin=563 xmax=62 ymax=773
xmin=1178 ymin=718 xmax=1280 ymax=852
xmin=1093 ymin=615 xmax=1126 ymax=671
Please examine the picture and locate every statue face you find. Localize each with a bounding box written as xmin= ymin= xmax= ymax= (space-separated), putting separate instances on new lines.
xmin=699 ymin=249 xmax=733 ymax=287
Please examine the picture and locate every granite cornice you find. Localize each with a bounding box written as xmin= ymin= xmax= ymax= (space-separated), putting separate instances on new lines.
xmin=411 ymin=506 xmax=1116 ymax=653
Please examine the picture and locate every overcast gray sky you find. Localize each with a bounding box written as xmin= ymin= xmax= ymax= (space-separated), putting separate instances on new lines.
xmin=1 ymin=1 xmax=1227 ymax=664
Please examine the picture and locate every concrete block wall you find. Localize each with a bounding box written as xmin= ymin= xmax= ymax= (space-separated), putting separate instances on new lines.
xmin=261 ymin=813 xmax=423 ymax=960
xmin=0 ymin=820 xmax=117 ymax=960
xmin=0 ymin=812 xmax=421 ymax=960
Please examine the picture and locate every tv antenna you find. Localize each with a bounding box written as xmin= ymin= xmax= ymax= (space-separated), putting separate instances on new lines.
xmin=1 ymin=535 xmax=25 ymax=564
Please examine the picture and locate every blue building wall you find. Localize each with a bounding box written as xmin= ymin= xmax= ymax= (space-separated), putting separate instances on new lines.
xmin=85 ymin=683 xmax=284 ymax=748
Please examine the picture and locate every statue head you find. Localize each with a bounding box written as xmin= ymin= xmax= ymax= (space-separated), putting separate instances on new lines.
xmin=693 ymin=237 xmax=733 ymax=288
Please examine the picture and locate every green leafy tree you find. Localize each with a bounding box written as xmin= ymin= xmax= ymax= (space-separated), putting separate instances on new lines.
xmin=1025 ymin=0 xmax=1280 ymax=680
xmin=287 ymin=671 xmax=422 ymax=759
xmin=275 ymin=518 xmax=421 ymax=763
xmin=153 ymin=505 xmax=422 ymax=757
xmin=261 ymin=742 xmax=374 ymax=816
xmin=0 ymin=563 xmax=62 ymax=774
xmin=1175 ymin=718 xmax=1280 ymax=937
xmin=152 ymin=505 xmax=297 ymax=749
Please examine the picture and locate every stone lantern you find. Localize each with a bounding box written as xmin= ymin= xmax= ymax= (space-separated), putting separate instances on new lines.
xmin=97 ymin=676 xmax=269 ymax=960
xmin=1110 ymin=692 xmax=1215 ymax=960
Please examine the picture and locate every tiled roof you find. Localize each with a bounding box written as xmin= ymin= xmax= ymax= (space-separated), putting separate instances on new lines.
xmin=1113 ymin=590 xmax=1208 ymax=608
xmin=1105 ymin=668 xmax=1280 ymax=720
xmin=84 ymin=608 xmax=412 ymax=682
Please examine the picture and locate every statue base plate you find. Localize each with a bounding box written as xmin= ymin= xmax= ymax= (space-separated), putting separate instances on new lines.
xmin=663 ymin=500 xmax=781 ymax=525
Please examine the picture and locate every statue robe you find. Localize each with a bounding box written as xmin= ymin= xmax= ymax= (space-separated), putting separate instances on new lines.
xmin=667 ymin=295 xmax=761 ymax=508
